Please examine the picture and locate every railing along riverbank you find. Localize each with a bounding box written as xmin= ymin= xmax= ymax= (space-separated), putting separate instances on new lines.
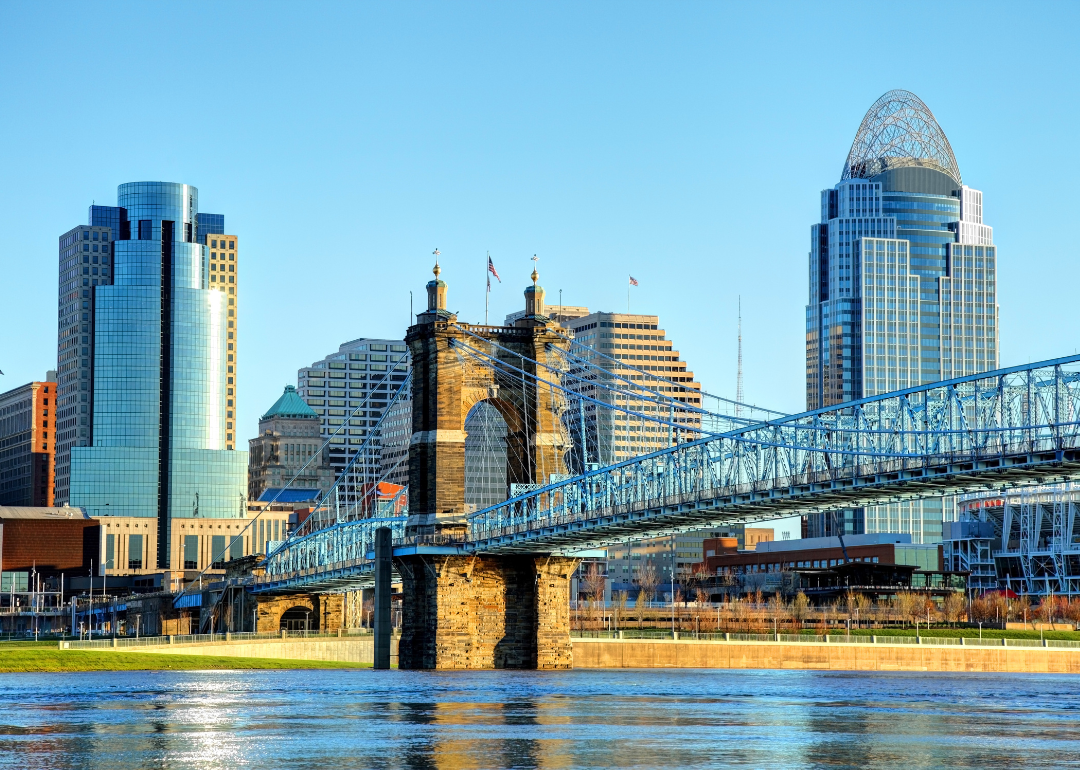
xmin=59 ymin=628 xmax=378 ymax=650
xmin=571 ymin=629 xmax=1080 ymax=649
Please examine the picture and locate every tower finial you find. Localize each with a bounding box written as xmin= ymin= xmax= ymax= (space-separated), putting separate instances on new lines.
xmin=530 ymin=254 xmax=539 ymax=285
xmin=433 ymin=248 xmax=441 ymax=278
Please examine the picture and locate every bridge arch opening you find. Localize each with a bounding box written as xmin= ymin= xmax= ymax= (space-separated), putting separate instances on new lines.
xmin=464 ymin=400 xmax=509 ymax=512
xmin=279 ymin=606 xmax=317 ymax=632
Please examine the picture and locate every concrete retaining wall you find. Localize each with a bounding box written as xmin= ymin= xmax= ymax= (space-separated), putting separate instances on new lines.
xmin=572 ymin=638 xmax=1080 ymax=674
xmin=122 ymin=637 xmax=397 ymax=665
xmin=110 ymin=636 xmax=1080 ymax=674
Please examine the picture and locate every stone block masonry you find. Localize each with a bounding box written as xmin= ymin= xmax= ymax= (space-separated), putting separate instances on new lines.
xmin=397 ymin=554 xmax=577 ymax=670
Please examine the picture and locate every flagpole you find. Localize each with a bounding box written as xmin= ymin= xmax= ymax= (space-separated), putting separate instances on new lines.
xmin=485 ymin=251 xmax=490 ymax=325
xmin=627 ymin=278 xmax=630 ymax=314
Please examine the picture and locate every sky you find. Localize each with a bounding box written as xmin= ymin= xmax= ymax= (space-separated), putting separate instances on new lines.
xmin=2 ymin=2 xmax=1078 ymax=539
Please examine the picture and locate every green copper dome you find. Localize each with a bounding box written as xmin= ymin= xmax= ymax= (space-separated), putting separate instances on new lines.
xmin=261 ymin=385 xmax=318 ymax=420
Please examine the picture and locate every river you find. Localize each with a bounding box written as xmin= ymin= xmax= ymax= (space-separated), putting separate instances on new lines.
xmin=1 ymin=669 xmax=1077 ymax=769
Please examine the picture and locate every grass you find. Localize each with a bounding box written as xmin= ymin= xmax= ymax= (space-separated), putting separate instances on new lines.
xmin=0 ymin=648 xmax=372 ymax=674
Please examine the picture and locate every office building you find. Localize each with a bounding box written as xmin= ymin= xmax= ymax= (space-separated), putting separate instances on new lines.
xmin=563 ymin=310 xmax=701 ymax=465
xmin=296 ymin=337 xmax=412 ymax=483
xmin=247 ymin=385 xmax=335 ymax=502
xmin=804 ymin=90 xmax=999 ymax=542
xmin=201 ymin=230 xmax=240 ymax=450
xmin=55 ymin=216 xmax=118 ymax=505
xmin=0 ymin=374 xmax=57 ymax=506
xmin=64 ymin=182 xmax=247 ymax=570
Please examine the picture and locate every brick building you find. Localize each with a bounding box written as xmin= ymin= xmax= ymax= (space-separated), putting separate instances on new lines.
xmin=0 ymin=375 xmax=57 ymax=506
xmin=0 ymin=507 xmax=100 ymax=585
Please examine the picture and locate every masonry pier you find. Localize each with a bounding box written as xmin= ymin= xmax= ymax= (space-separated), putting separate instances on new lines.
xmin=396 ymin=554 xmax=577 ymax=670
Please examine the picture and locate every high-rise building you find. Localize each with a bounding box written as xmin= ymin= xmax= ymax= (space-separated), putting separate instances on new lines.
xmin=64 ymin=182 xmax=247 ymax=570
xmin=563 ymin=310 xmax=701 ymax=465
xmin=296 ymin=338 xmax=412 ymax=483
xmin=0 ymin=373 xmax=57 ymax=506
xmin=804 ymin=90 xmax=999 ymax=542
xmin=247 ymin=385 xmax=335 ymax=502
xmin=54 ymin=216 xmax=119 ymax=505
xmin=203 ymin=233 xmax=239 ymax=449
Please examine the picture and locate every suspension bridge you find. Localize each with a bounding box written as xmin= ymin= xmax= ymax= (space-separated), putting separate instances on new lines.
xmin=221 ymin=262 xmax=1080 ymax=669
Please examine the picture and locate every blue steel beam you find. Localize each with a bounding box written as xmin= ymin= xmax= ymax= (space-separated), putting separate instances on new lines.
xmin=467 ymin=355 xmax=1080 ymax=553
xmin=255 ymin=354 xmax=1080 ymax=592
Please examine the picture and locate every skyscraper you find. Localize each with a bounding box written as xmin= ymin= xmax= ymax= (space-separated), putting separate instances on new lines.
xmin=196 ymin=214 xmax=240 ymax=451
xmin=64 ymin=182 xmax=247 ymax=569
xmin=804 ymin=91 xmax=999 ymax=542
xmin=54 ymin=215 xmax=119 ymax=505
xmin=296 ymin=337 xmax=412 ymax=483
xmin=563 ymin=310 xmax=700 ymax=465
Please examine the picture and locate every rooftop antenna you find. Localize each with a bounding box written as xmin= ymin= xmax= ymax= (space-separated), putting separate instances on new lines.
xmin=736 ymin=296 xmax=743 ymax=418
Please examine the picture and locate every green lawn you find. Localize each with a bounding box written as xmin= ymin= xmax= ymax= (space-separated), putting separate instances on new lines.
xmin=0 ymin=648 xmax=372 ymax=673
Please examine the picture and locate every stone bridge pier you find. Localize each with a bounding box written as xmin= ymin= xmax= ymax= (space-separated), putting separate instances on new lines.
xmin=389 ymin=262 xmax=577 ymax=669
xmin=396 ymin=554 xmax=578 ymax=670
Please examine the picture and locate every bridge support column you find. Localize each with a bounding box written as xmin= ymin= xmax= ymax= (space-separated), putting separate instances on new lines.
xmin=373 ymin=527 xmax=393 ymax=670
xmin=397 ymin=554 xmax=578 ymax=670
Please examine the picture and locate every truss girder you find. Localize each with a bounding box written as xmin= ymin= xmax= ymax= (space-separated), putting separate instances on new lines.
xmin=469 ymin=355 xmax=1080 ymax=552
xmin=257 ymin=354 xmax=1080 ymax=591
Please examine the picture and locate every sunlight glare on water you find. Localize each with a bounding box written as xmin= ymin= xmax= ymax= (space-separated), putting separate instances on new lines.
xmin=1 ymin=668 xmax=1078 ymax=769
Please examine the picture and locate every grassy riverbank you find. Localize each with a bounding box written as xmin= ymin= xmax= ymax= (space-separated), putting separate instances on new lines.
xmin=0 ymin=645 xmax=372 ymax=673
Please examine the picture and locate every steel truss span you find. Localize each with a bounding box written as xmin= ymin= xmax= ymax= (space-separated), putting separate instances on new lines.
xmin=469 ymin=355 xmax=1080 ymax=553
xmin=255 ymin=354 xmax=1080 ymax=593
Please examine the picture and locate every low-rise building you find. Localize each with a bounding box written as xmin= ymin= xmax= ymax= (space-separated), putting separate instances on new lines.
xmin=693 ymin=533 xmax=959 ymax=600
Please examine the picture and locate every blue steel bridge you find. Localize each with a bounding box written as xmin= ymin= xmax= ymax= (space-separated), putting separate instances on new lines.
xmin=249 ymin=338 xmax=1080 ymax=595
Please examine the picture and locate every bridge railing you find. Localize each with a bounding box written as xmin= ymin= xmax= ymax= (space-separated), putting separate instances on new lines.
xmin=258 ymin=516 xmax=408 ymax=585
xmin=468 ymin=355 xmax=1080 ymax=546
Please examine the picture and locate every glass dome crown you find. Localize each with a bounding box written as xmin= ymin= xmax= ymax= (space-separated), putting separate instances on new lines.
xmin=842 ymin=90 xmax=961 ymax=185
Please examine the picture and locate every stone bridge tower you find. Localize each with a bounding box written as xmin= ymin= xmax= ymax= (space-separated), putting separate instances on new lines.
xmin=396 ymin=260 xmax=579 ymax=670
xmin=405 ymin=260 xmax=571 ymax=537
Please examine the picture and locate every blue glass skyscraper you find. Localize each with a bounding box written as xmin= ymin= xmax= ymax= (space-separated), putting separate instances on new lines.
xmin=66 ymin=182 xmax=246 ymax=569
xmin=804 ymin=92 xmax=999 ymax=542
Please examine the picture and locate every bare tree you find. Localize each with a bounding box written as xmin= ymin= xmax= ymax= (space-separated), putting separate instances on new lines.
xmin=767 ymin=593 xmax=787 ymax=635
xmin=613 ymin=590 xmax=629 ymax=633
xmin=1065 ymin=598 xmax=1080 ymax=626
xmin=582 ymin=562 xmax=606 ymax=628
xmin=942 ymin=593 xmax=966 ymax=626
xmin=1013 ymin=594 xmax=1032 ymax=627
xmin=853 ymin=593 xmax=871 ymax=628
xmin=636 ymin=562 xmax=659 ymax=628
xmin=970 ymin=595 xmax=993 ymax=624
xmin=791 ymin=592 xmax=810 ymax=630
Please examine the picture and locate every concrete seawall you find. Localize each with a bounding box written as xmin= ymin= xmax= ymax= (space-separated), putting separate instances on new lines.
xmin=101 ymin=636 xmax=1080 ymax=674
xmin=122 ymin=637 xmax=397 ymax=665
xmin=571 ymin=638 xmax=1080 ymax=674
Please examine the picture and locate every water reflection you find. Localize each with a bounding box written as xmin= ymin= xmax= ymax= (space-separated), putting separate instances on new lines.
xmin=0 ymin=669 xmax=1078 ymax=769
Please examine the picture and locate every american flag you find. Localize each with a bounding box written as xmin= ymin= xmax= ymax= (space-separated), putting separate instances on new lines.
xmin=629 ymin=275 xmax=639 ymax=286
xmin=488 ymin=256 xmax=501 ymax=282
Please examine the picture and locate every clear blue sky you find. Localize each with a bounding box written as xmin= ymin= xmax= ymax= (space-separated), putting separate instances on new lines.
xmin=2 ymin=3 xmax=1078 ymax=538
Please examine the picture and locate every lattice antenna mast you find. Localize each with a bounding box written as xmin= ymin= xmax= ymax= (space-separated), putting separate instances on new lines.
xmin=736 ymin=297 xmax=743 ymax=419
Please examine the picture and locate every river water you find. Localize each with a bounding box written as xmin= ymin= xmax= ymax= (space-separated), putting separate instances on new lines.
xmin=1 ymin=669 xmax=1077 ymax=769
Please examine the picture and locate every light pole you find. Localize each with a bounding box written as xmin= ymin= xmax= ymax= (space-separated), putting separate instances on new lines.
xmin=670 ymin=536 xmax=676 ymax=636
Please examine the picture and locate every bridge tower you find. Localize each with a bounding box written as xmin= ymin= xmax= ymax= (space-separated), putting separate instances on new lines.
xmin=397 ymin=260 xmax=579 ymax=669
